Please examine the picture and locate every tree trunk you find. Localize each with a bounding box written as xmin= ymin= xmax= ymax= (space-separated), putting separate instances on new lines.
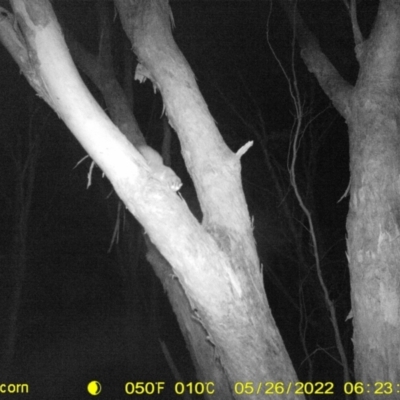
xmin=347 ymin=75 xmax=400 ymax=386
xmin=0 ymin=1 xmax=302 ymax=399
xmin=281 ymin=0 xmax=400 ymax=394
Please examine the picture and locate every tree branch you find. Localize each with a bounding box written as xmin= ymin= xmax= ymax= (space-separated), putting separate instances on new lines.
xmin=278 ymin=0 xmax=354 ymax=118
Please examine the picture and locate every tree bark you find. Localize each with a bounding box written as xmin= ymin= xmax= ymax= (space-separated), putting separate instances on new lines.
xmin=281 ymin=0 xmax=400 ymax=392
xmin=0 ymin=1 xmax=303 ymax=398
xmin=347 ymin=0 xmax=400 ymax=386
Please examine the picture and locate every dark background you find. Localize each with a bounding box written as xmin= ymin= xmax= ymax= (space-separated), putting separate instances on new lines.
xmin=0 ymin=1 xmax=379 ymax=398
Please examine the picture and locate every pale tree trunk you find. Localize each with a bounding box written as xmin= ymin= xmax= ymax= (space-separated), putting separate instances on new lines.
xmin=0 ymin=1 xmax=302 ymax=399
xmin=64 ymin=0 xmax=148 ymax=331
xmin=282 ymin=0 xmax=400 ymax=392
xmin=63 ymin=4 xmax=231 ymax=391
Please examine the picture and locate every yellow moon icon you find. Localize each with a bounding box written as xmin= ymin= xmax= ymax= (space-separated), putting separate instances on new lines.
xmin=87 ymin=381 xmax=102 ymax=395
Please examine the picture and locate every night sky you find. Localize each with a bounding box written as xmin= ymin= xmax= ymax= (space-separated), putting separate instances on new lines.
xmin=0 ymin=1 xmax=379 ymax=398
